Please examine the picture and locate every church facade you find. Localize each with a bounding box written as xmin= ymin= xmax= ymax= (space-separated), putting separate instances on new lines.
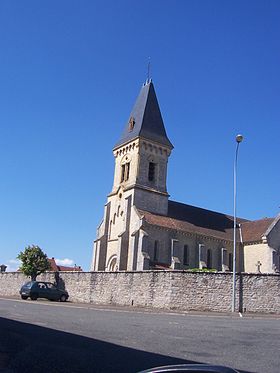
xmin=91 ymin=80 xmax=280 ymax=274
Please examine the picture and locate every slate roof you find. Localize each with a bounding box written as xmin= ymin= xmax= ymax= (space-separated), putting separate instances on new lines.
xmin=114 ymin=81 xmax=173 ymax=149
xmin=138 ymin=200 xmax=274 ymax=244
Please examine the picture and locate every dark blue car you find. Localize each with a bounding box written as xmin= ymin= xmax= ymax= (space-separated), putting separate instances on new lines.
xmin=20 ymin=281 xmax=69 ymax=302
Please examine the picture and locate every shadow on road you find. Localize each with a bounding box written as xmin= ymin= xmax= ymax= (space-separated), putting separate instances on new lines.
xmin=0 ymin=317 xmax=252 ymax=373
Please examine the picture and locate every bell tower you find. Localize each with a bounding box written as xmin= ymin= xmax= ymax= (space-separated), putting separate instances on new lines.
xmin=110 ymin=79 xmax=173 ymax=215
xmin=92 ymin=80 xmax=173 ymax=271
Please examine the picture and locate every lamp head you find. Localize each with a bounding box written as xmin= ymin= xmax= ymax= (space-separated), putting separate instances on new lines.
xmin=236 ymin=134 xmax=243 ymax=143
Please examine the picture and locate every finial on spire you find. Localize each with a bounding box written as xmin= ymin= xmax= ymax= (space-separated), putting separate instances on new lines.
xmin=147 ymin=57 xmax=151 ymax=81
xmin=144 ymin=57 xmax=152 ymax=85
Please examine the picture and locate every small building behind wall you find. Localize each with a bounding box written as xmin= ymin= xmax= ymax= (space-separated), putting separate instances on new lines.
xmin=242 ymin=216 xmax=280 ymax=273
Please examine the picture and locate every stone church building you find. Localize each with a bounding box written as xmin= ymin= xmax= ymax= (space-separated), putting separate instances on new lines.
xmin=91 ymin=80 xmax=280 ymax=274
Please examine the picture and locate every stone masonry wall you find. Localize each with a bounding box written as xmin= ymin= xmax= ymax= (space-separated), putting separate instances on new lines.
xmin=0 ymin=271 xmax=279 ymax=314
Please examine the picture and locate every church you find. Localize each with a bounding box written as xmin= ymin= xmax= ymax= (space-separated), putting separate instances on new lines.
xmin=91 ymin=80 xmax=280 ymax=274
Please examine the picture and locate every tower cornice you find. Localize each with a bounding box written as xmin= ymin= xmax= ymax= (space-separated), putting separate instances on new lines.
xmin=113 ymin=137 xmax=172 ymax=158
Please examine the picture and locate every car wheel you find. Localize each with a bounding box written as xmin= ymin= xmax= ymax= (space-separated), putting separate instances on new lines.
xmin=21 ymin=295 xmax=28 ymax=300
xmin=30 ymin=293 xmax=38 ymax=300
xmin=60 ymin=294 xmax=67 ymax=302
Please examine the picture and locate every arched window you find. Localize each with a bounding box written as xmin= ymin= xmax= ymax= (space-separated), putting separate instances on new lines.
xmin=183 ymin=245 xmax=189 ymax=266
xmin=107 ymin=255 xmax=117 ymax=271
xmin=148 ymin=162 xmax=156 ymax=181
xmin=126 ymin=162 xmax=130 ymax=180
xmin=207 ymin=249 xmax=212 ymax=269
xmin=121 ymin=162 xmax=130 ymax=182
xmin=153 ymin=241 xmax=159 ymax=262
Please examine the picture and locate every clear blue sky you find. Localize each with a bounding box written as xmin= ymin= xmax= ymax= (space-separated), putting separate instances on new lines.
xmin=1 ymin=1 xmax=279 ymax=271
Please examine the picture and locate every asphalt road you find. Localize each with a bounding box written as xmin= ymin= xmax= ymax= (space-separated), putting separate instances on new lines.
xmin=0 ymin=298 xmax=279 ymax=373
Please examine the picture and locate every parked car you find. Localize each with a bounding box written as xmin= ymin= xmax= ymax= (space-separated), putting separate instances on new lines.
xmin=19 ymin=281 xmax=69 ymax=302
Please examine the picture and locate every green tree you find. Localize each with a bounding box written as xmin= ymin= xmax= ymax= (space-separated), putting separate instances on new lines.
xmin=17 ymin=245 xmax=51 ymax=281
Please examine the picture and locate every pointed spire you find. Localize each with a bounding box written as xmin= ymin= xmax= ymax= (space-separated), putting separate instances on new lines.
xmin=114 ymin=81 xmax=173 ymax=149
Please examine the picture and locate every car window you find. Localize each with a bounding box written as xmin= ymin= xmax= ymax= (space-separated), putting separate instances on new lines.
xmin=38 ymin=282 xmax=47 ymax=289
xmin=24 ymin=282 xmax=32 ymax=288
xmin=46 ymin=283 xmax=56 ymax=289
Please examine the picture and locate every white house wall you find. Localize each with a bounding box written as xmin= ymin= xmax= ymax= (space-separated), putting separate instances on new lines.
xmin=244 ymin=243 xmax=272 ymax=273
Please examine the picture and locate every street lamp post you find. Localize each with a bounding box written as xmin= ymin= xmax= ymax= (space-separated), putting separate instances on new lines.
xmin=232 ymin=134 xmax=243 ymax=313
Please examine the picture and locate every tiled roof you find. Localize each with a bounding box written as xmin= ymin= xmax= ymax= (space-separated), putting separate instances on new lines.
xmin=48 ymin=258 xmax=83 ymax=272
xmin=138 ymin=200 xmax=273 ymax=244
xmin=114 ymin=81 xmax=173 ymax=149
xmin=57 ymin=265 xmax=83 ymax=271
xmin=240 ymin=218 xmax=274 ymax=243
xmin=139 ymin=201 xmax=274 ymax=244
xmin=48 ymin=258 xmax=59 ymax=271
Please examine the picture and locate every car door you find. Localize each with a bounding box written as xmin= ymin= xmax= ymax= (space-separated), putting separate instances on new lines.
xmin=46 ymin=283 xmax=59 ymax=300
xmin=37 ymin=282 xmax=49 ymax=299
